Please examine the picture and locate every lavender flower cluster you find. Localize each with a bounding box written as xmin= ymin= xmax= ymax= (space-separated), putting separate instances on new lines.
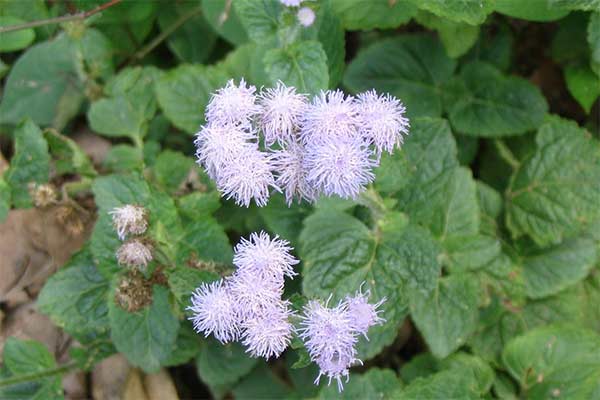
xmin=194 ymin=80 xmax=409 ymax=208
xmin=299 ymin=286 xmax=385 ymax=391
xmin=109 ymin=205 xmax=153 ymax=270
xmin=188 ymin=232 xmax=385 ymax=392
xmin=188 ymin=232 xmax=298 ymax=359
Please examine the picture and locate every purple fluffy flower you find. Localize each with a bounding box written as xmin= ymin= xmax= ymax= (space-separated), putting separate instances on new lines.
xmin=346 ymin=284 xmax=386 ymax=339
xmin=228 ymin=270 xmax=284 ymax=321
xmin=299 ymin=297 xmax=360 ymax=392
xmin=216 ymin=149 xmax=277 ymax=207
xmin=194 ymin=124 xmax=257 ymax=180
xmin=258 ymin=82 xmax=307 ymax=146
xmin=301 ymin=90 xmax=360 ymax=144
xmin=241 ymin=301 xmax=294 ymax=359
xmin=233 ymin=231 xmax=299 ymax=280
xmin=304 ymin=136 xmax=377 ymax=199
xmin=188 ymin=280 xmax=240 ymax=343
xmin=356 ymin=90 xmax=409 ymax=154
xmin=280 ymin=0 xmax=304 ymax=6
xmin=271 ymin=141 xmax=317 ymax=205
xmin=297 ymin=7 xmax=316 ymax=27
xmin=206 ymin=78 xmax=260 ymax=127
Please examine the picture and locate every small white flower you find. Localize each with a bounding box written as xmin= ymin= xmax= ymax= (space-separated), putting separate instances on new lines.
xmin=280 ymin=0 xmax=304 ymax=6
xmin=233 ymin=231 xmax=299 ymax=280
xmin=257 ymin=82 xmax=307 ymax=146
xmin=206 ymin=78 xmax=260 ymax=127
xmin=345 ymin=283 xmax=386 ymax=339
xmin=228 ymin=269 xmax=284 ymax=322
xmin=188 ymin=280 xmax=240 ymax=343
xmin=109 ymin=204 xmax=148 ymax=240
xmin=297 ymin=7 xmax=315 ymax=27
xmin=356 ymin=90 xmax=409 ymax=154
xmin=116 ymin=239 xmax=153 ymax=270
xmin=241 ymin=302 xmax=294 ymax=359
xmin=301 ymin=90 xmax=361 ymax=144
xmin=271 ymin=141 xmax=317 ymax=205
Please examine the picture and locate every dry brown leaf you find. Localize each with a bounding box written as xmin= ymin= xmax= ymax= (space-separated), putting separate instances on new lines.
xmin=123 ymin=369 xmax=149 ymax=400
xmin=92 ymin=354 xmax=131 ymax=400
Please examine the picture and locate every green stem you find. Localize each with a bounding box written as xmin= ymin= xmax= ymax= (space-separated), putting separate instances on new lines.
xmin=128 ymin=6 xmax=202 ymax=63
xmin=494 ymin=139 xmax=520 ymax=170
xmin=358 ymin=187 xmax=388 ymax=222
xmin=0 ymin=362 xmax=77 ymax=388
xmin=63 ymin=178 xmax=93 ymax=197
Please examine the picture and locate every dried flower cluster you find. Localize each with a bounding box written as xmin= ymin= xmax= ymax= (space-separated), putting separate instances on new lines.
xmin=188 ymin=232 xmax=297 ymax=359
xmin=194 ymin=80 xmax=409 ymax=207
xmin=109 ymin=204 xmax=152 ymax=270
xmin=299 ymin=286 xmax=385 ymax=391
xmin=188 ymin=232 xmax=385 ymax=391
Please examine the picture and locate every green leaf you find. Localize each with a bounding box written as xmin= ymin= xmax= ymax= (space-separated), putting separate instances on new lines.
xmin=0 ymin=338 xmax=62 ymax=400
xmin=549 ymin=0 xmax=600 ymax=11
xmin=564 ymin=64 xmax=600 ymax=113
xmin=494 ymin=0 xmax=570 ymax=21
xmin=177 ymin=215 xmax=233 ymax=266
xmin=163 ymin=324 xmax=202 ymax=367
xmin=446 ymin=62 xmax=548 ymax=137
xmin=503 ymin=325 xmax=600 ymax=399
xmin=0 ymin=16 xmax=35 ymax=52
xmin=90 ymin=174 xmax=151 ymax=276
xmin=235 ymin=0 xmax=282 ymax=42
xmin=108 ymin=285 xmax=179 ymax=373
xmin=521 ymin=237 xmax=597 ymax=299
xmin=589 ymin=12 xmax=600 ymax=76
xmin=318 ymin=368 xmax=402 ymax=399
xmin=102 ymin=145 xmax=143 ymax=173
xmin=88 ymin=95 xmax=146 ymax=139
xmin=178 ymin=191 xmax=222 ymax=218
xmin=44 ymin=129 xmax=96 ymax=178
xmin=151 ymin=150 xmax=194 ymax=194
xmin=313 ymin=3 xmax=345 ymax=87
xmin=263 ymin=40 xmax=329 ymax=94
xmin=409 ymin=274 xmax=480 ymax=358
xmin=0 ymin=34 xmax=80 ymax=126
xmin=77 ymin=28 xmax=114 ymax=81
xmin=158 ymin=2 xmax=216 ymax=63
xmin=88 ymin=67 xmax=162 ymax=140
xmin=410 ymin=0 xmax=494 ymax=25
xmin=196 ymin=340 xmax=258 ymax=389
xmin=394 ymin=369 xmax=481 ymax=399
xmin=232 ymin=364 xmax=291 ymax=400
xmin=300 ymin=210 xmax=441 ymax=359
xmin=506 ymin=117 xmax=600 ymax=246
xmin=551 ymin=13 xmax=589 ymax=66
xmin=202 ymin=0 xmax=248 ymax=45
xmin=443 ymin=234 xmax=501 ymax=273
xmin=344 ymin=34 xmax=456 ymax=118
xmin=257 ymin=193 xmax=311 ymax=245
xmin=415 ymin=10 xmax=479 ymax=58
xmin=37 ymin=247 xmax=110 ymax=337
xmin=464 ymin=23 xmax=513 ymax=71
xmin=5 ymin=119 xmax=50 ymax=207
xmin=330 ymin=0 xmax=416 ymax=30
xmin=155 ymin=64 xmax=227 ymax=134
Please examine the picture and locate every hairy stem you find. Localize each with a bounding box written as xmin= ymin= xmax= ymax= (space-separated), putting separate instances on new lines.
xmin=0 ymin=362 xmax=77 ymax=388
xmin=0 ymin=0 xmax=123 ymax=34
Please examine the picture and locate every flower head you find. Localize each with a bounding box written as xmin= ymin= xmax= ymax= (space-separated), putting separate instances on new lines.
xmin=216 ymin=149 xmax=277 ymax=207
xmin=356 ymin=90 xmax=409 ymax=154
xmin=188 ymin=280 xmax=240 ymax=343
xmin=109 ymin=204 xmax=148 ymax=240
xmin=297 ymin=7 xmax=316 ymax=27
xmin=257 ymin=82 xmax=307 ymax=146
xmin=206 ymin=78 xmax=260 ymax=127
xmin=194 ymin=123 xmax=257 ymax=180
xmin=233 ymin=231 xmax=299 ymax=280
xmin=304 ymin=136 xmax=377 ymax=199
xmin=280 ymin=0 xmax=304 ymax=6
xmin=116 ymin=239 xmax=153 ymax=270
xmin=241 ymin=302 xmax=294 ymax=359
xmin=299 ymin=298 xmax=360 ymax=392
xmin=301 ymin=90 xmax=360 ymax=144
xmin=271 ymin=141 xmax=317 ymax=205
xmin=345 ymin=284 xmax=386 ymax=338
xmin=228 ymin=269 xmax=284 ymax=321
